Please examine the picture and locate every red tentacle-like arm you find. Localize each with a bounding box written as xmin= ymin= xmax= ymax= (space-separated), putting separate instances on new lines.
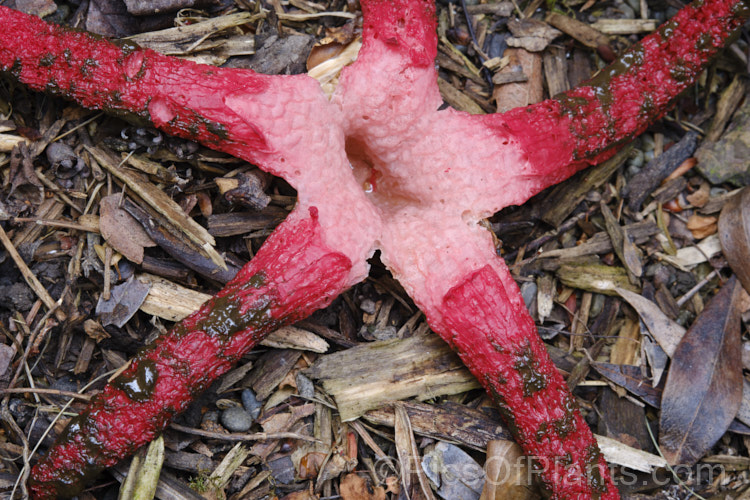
xmin=379 ymin=216 xmax=617 ymax=498
xmin=0 ymin=6 xmax=270 ymax=162
xmin=441 ymin=267 xmax=614 ymax=496
xmin=478 ymin=0 xmax=750 ymax=205
xmin=0 ymin=3 xmax=380 ymax=273
xmin=359 ymin=0 xmax=437 ymax=68
xmin=28 ymin=209 xmax=354 ymax=499
xmin=0 ymin=6 xmax=374 ymax=214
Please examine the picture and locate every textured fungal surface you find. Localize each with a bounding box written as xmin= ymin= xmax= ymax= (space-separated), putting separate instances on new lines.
xmin=26 ymin=210 xmax=353 ymax=498
xmin=0 ymin=0 xmax=747 ymax=498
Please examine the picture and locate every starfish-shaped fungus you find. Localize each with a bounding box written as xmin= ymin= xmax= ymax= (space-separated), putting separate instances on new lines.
xmin=0 ymin=0 xmax=747 ymax=497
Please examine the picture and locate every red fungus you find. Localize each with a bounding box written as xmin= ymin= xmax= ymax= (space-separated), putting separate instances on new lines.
xmin=0 ymin=0 xmax=747 ymax=498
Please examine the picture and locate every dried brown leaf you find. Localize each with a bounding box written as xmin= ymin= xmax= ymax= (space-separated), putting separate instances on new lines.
xmin=615 ymin=287 xmax=685 ymax=357
xmin=8 ymin=143 xmax=43 ymax=202
xmin=422 ymin=441 xmax=484 ymax=499
xmin=282 ymin=490 xmax=319 ymax=500
xmin=83 ymin=319 xmax=110 ymax=342
xmin=85 ymin=0 xmax=140 ymax=38
xmin=340 ymin=473 xmax=386 ymax=500
xmin=686 ymin=213 xmax=718 ymax=239
xmin=480 ymin=440 xmax=536 ymax=500
xmin=719 ymin=187 xmax=750 ymax=294
xmin=558 ymin=264 xmax=639 ymax=295
xmin=685 ymin=181 xmax=711 ymax=208
xmin=601 ymin=202 xmax=641 ymax=282
xmin=659 ymin=277 xmax=743 ymax=465
xmin=307 ymin=42 xmax=348 ymax=71
xmin=736 ymin=378 xmax=750 ymax=428
xmin=593 ymin=363 xmax=662 ymax=408
xmin=664 ymin=157 xmax=697 ymax=183
xmin=95 ymin=275 xmax=152 ymax=328
xmin=87 ymin=146 xmax=225 ymax=269
xmin=99 ymin=195 xmax=155 ymax=264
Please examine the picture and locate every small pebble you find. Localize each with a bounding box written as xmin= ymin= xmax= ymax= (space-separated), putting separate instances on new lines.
xmin=627 ymin=149 xmax=644 ymax=171
xmin=616 ymin=0 xmax=636 ymax=19
xmin=241 ymin=389 xmax=263 ymax=420
xmin=221 ymin=406 xmax=254 ymax=433
xmin=589 ymin=293 xmax=605 ymax=318
xmin=641 ymin=134 xmax=655 ymax=152
xmin=584 ymin=190 xmax=602 ymax=203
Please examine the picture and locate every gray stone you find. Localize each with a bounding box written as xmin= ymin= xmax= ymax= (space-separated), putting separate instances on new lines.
xmin=241 ymin=389 xmax=262 ymax=420
xmin=220 ymin=406 xmax=254 ymax=433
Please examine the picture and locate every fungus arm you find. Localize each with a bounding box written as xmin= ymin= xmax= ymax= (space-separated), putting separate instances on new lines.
xmin=0 ymin=4 xmax=380 ymax=273
xmin=336 ymin=0 xmax=443 ymax=139
xmin=0 ymin=6 xmax=328 ymax=179
xmin=438 ymin=265 xmax=618 ymax=499
xmin=357 ymin=0 xmax=437 ymax=69
xmin=476 ymin=0 xmax=749 ymax=200
xmin=28 ymin=208 xmax=354 ymax=500
xmin=380 ymin=216 xmax=618 ymax=500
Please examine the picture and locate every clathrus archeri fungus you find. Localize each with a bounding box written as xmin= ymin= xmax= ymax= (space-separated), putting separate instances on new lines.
xmin=1 ymin=0 xmax=748 ymax=497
